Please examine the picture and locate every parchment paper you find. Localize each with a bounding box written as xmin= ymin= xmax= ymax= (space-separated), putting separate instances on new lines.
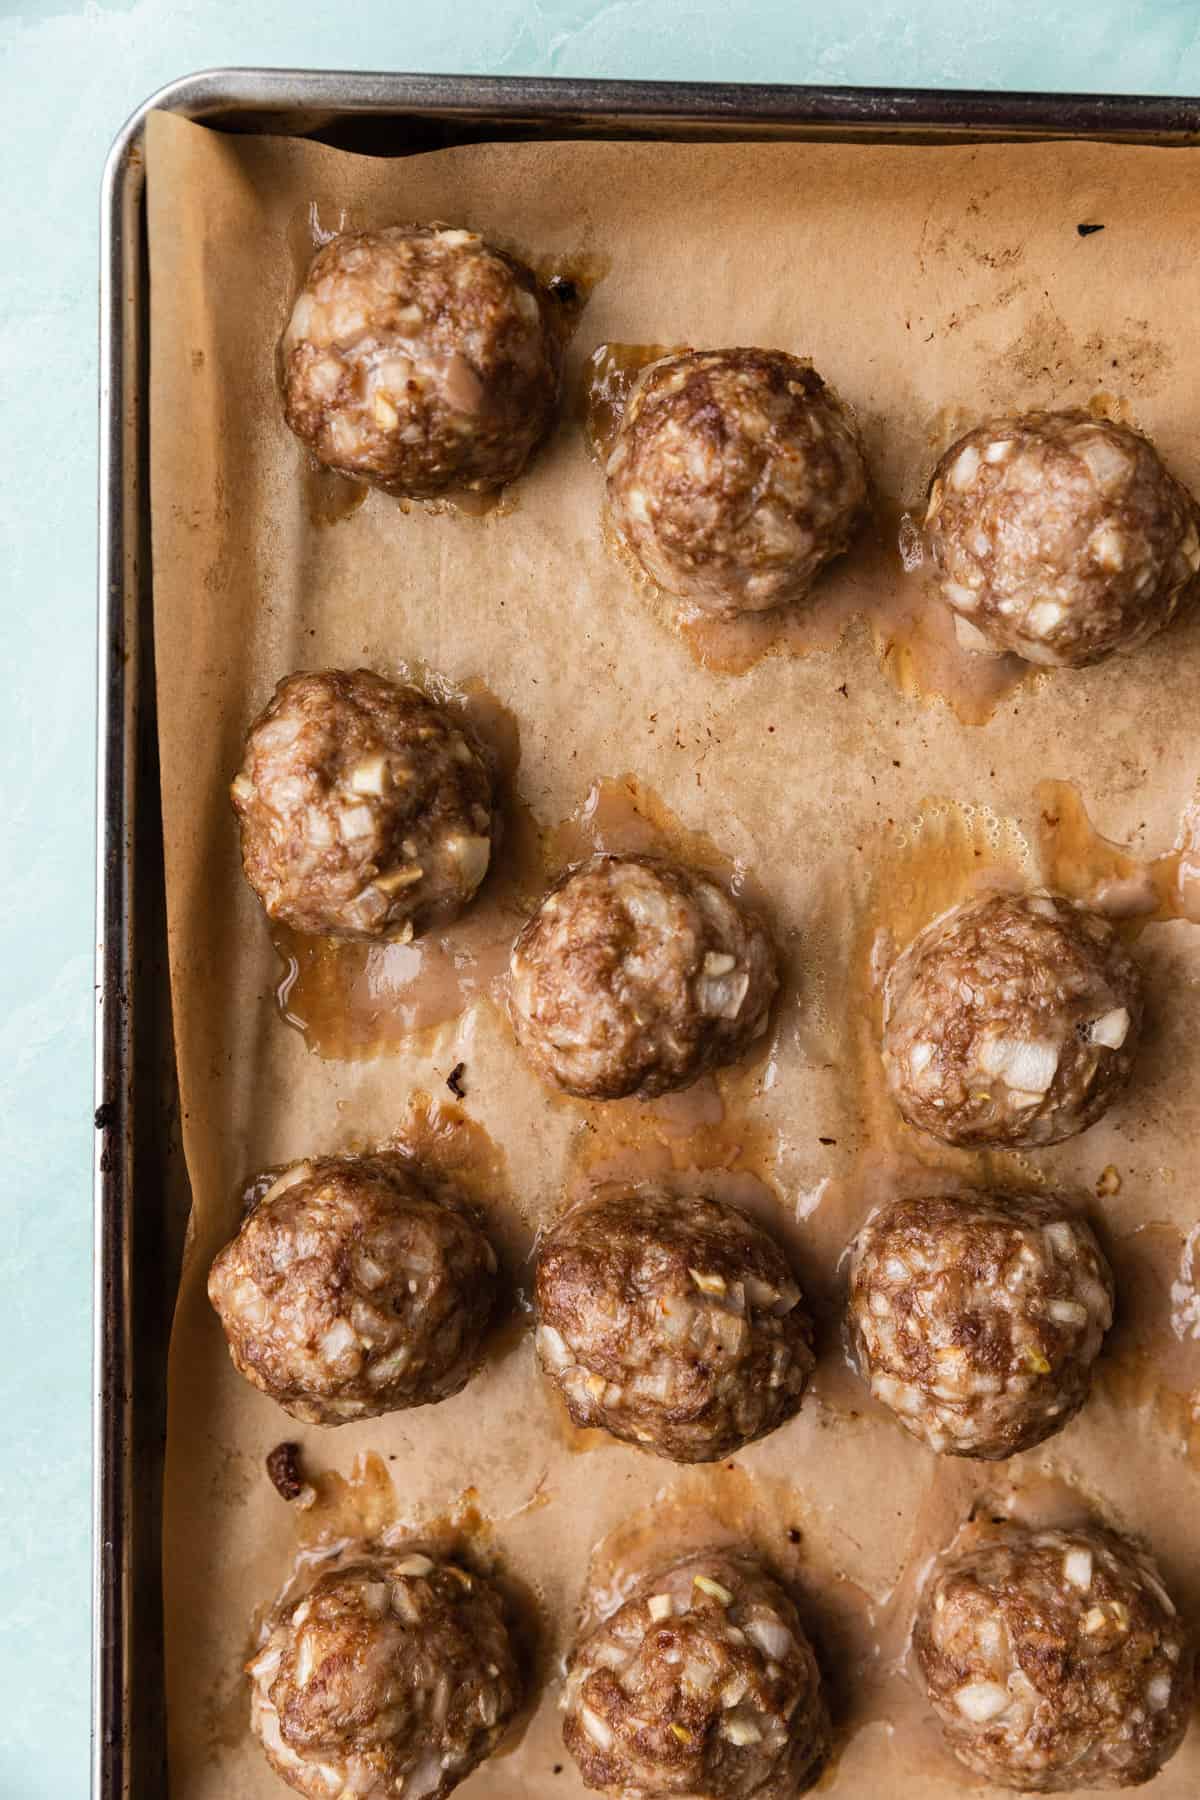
xmin=146 ymin=110 xmax=1200 ymax=1799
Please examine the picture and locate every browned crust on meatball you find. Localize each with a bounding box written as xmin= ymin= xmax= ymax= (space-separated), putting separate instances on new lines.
xmin=281 ymin=226 xmax=561 ymax=496
xmin=883 ymin=890 xmax=1144 ymax=1149
xmin=606 ymin=349 xmax=869 ymax=617
xmin=232 ymin=668 xmax=496 ymax=941
xmin=207 ymin=1152 xmax=499 ymax=1425
xmin=536 ymin=1188 xmax=814 ymax=1462
xmin=925 ymin=409 xmax=1199 ymax=667
xmin=848 ymin=1190 xmax=1113 ymax=1458
xmin=563 ymin=1549 xmax=829 ymax=1799
xmin=248 ymin=1543 xmax=522 ymax=1800
xmin=508 ymin=854 xmax=779 ymax=1100
xmin=914 ymin=1521 xmax=1194 ymax=1790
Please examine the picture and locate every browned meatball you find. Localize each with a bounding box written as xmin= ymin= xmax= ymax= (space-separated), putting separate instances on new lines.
xmin=248 ymin=1543 xmax=523 ymax=1799
xmin=232 ymin=669 xmax=496 ymax=941
xmin=848 ymin=1191 xmax=1113 ymax=1458
xmin=914 ymin=1520 xmax=1194 ymax=1790
xmin=606 ymin=349 xmax=869 ymax=617
xmin=508 ymin=855 xmax=778 ymax=1100
xmin=563 ymin=1549 xmax=829 ymax=1799
xmin=925 ymin=410 xmax=1199 ymax=666
xmin=883 ymin=891 xmax=1143 ymax=1148
xmin=281 ymin=226 xmax=560 ymax=496
xmin=536 ymin=1188 xmax=813 ymax=1462
xmin=207 ymin=1153 xmax=498 ymax=1425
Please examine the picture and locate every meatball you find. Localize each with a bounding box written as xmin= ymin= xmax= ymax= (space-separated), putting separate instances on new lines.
xmin=882 ymin=890 xmax=1143 ymax=1148
xmin=536 ymin=1187 xmax=813 ymax=1462
xmin=232 ymin=669 xmax=496 ymax=941
xmin=207 ymin=1152 xmax=498 ymax=1424
xmin=914 ymin=1520 xmax=1194 ymax=1790
xmin=281 ymin=225 xmax=560 ymax=496
xmin=563 ymin=1549 xmax=829 ymax=1798
xmin=606 ymin=349 xmax=869 ymax=617
xmin=248 ymin=1543 xmax=522 ymax=1800
xmin=925 ymin=409 xmax=1199 ymax=666
xmin=508 ymin=855 xmax=778 ymax=1100
xmin=848 ymin=1190 xmax=1113 ymax=1458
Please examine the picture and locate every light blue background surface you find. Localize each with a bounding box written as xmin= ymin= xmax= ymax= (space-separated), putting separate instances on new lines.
xmin=3 ymin=2 xmax=1200 ymax=1792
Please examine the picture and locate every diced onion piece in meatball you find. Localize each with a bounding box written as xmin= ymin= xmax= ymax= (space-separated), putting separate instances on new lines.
xmin=207 ymin=1152 xmax=499 ymax=1425
xmin=883 ymin=890 xmax=1143 ymax=1148
xmin=248 ymin=1544 xmax=522 ymax=1800
xmin=281 ymin=226 xmax=561 ymax=496
xmin=606 ymin=349 xmax=869 ymax=617
xmin=508 ymin=854 xmax=778 ymax=1100
xmin=925 ymin=410 xmax=1199 ymax=667
xmin=232 ymin=668 xmax=496 ymax=940
xmin=536 ymin=1187 xmax=814 ymax=1462
xmin=848 ymin=1190 xmax=1113 ymax=1458
xmin=563 ymin=1549 xmax=829 ymax=1798
xmin=914 ymin=1520 xmax=1194 ymax=1790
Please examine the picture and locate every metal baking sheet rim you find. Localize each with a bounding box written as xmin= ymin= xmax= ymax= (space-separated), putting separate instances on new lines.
xmin=93 ymin=67 xmax=1200 ymax=1800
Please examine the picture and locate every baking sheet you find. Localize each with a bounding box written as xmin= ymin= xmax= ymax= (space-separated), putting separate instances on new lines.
xmin=146 ymin=109 xmax=1200 ymax=1797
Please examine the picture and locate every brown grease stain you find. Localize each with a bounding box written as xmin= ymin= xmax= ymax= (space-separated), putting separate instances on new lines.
xmin=677 ymin=505 xmax=1032 ymax=726
xmin=385 ymin=1088 xmax=509 ymax=1201
xmin=1093 ymin=1217 xmax=1200 ymax=1471
xmin=544 ymin=770 xmax=759 ymax=893
xmin=293 ymin=1452 xmax=499 ymax=1558
xmin=1087 ymin=390 xmax=1136 ymax=425
xmin=371 ymin=1090 xmax=533 ymax=1350
xmin=580 ymin=341 xmax=678 ymax=462
xmin=535 ymin=249 xmax=611 ymax=349
xmin=1036 ymin=777 xmax=1200 ymax=934
xmin=404 ymin=484 xmax=515 ymax=521
xmin=542 ymin=1378 xmax=617 ymax=1459
xmin=576 ymin=1465 xmax=811 ymax=1638
xmin=272 ymin=678 xmax=540 ymax=1061
xmin=296 ymin=1448 xmax=400 ymax=1547
xmin=302 ymin=462 xmax=369 ymax=526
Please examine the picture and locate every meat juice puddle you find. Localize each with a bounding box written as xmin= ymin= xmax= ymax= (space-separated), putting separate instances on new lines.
xmin=271 ymin=677 xmax=540 ymax=1060
xmin=1036 ymin=776 xmax=1200 ymax=929
xmin=580 ymin=343 xmax=1033 ymax=723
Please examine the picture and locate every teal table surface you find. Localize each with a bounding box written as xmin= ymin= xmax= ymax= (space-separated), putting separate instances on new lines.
xmin=3 ymin=2 xmax=1200 ymax=1793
